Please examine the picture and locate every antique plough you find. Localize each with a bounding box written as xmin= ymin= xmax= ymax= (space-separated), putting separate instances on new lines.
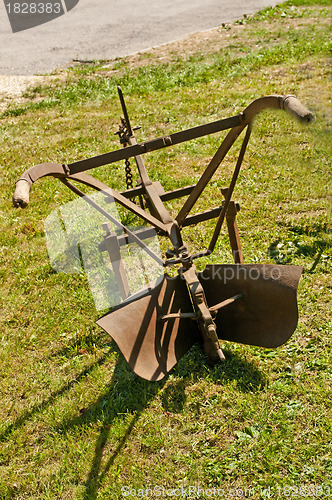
xmin=13 ymin=89 xmax=314 ymax=381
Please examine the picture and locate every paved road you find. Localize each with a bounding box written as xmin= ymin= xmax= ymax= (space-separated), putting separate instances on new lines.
xmin=0 ymin=0 xmax=279 ymax=75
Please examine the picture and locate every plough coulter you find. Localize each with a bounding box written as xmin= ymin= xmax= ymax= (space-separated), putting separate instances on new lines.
xmin=13 ymin=88 xmax=314 ymax=381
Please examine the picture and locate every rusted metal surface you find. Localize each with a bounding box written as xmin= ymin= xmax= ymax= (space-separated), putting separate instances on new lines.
xmin=97 ymin=274 xmax=201 ymax=381
xmin=101 ymin=223 xmax=131 ymax=301
xmin=12 ymin=90 xmax=314 ymax=380
xmin=97 ymin=263 xmax=302 ymax=379
xmin=199 ymin=264 xmax=303 ymax=348
xmin=181 ymin=264 xmax=225 ymax=364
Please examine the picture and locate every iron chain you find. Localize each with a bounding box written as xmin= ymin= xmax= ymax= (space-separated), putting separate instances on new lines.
xmin=125 ymin=158 xmax=134 ymax=190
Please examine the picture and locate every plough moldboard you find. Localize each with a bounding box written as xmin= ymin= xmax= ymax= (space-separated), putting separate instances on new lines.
xmin=13 ymin=88 xmax=314 ymax=381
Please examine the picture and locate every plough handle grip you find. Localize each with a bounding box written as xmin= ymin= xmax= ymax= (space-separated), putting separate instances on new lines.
xmin=12 ymin=163 xmax=68 ymax=208
xmin=13 ymin=179 xmax=31 ymax=208
xmin=243 ymin=95 xmax=314 ymax=124
xmin=282 ymin=95 xmax=314 ymax=123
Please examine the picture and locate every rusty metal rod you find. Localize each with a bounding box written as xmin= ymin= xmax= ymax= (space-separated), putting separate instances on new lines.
xmin=158 ymin=312 xmax=197 ymax=321
xmin=209 ymin=294 xmax=242 ymax=313
xmin=176 ymin=123 xmax=246 ymax=226
xmin=118 ymin=86 xmax=133 ymax=136
xmin=60 ymin=178 xmax=164 ymax=266
xmin=208 ymin=123 xmax=252 ymax=253
xmin=67 ymin=115 xmax=243 ymax=175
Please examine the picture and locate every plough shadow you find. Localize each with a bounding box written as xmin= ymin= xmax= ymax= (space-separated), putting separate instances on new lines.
xmin=0 ymin=350 xmax=111 ymax=443
xmin=1 ymin=337 xmax=265 ymax=499
xmin=60 ymin=343 xmax=266 ymax=499
xmin=269 ymin=221 xmax=331 ymax=272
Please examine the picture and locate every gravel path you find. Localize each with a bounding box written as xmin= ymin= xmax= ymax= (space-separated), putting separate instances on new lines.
xmin=0 ymin=75 xmax=48 ymax=98
xmin=0 ymin=75 xmax=60 ymax=112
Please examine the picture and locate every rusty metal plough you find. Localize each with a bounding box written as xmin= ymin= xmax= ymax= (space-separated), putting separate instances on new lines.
xmin=13 ymin=89 xmax=314 ymax=381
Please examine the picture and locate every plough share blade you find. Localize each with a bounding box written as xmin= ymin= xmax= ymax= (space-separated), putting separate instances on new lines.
xmin=97 ymin=264 xmax=302 ymax=381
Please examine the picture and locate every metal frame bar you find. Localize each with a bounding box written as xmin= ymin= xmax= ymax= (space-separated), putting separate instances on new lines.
xmin=14 ymin=94 xmax=307 ymax=265
xmin=60 ymin=178 xmax=164 ymax=266
xmin=66 ymin=113 xmax=243 ymax=176
xmin=208 ymin=123 xmax=252 ymax=253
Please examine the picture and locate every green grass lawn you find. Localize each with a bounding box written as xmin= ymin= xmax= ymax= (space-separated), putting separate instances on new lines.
xmin=0 ymin=1 xmax=331 ymax=498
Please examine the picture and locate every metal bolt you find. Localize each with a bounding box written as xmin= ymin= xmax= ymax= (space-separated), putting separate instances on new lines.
xmin=207 ymin=324 xmax=215 ymax=335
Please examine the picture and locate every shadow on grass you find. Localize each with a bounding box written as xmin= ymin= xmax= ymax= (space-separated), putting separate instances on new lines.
xmin=57 ymin=344 xmax=265 ymax=499
xmin=0 ymin=353 xmax=111 ymax=443
xmin=173 ymin=345 xmax=267 ymax=393
xmin=71 ymin=355 xmax=166 ymax=500
xmin=270 ymin=222 xmax=331 ymax=270
xmin=1 ymin=337 xmax=265 ymax=499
